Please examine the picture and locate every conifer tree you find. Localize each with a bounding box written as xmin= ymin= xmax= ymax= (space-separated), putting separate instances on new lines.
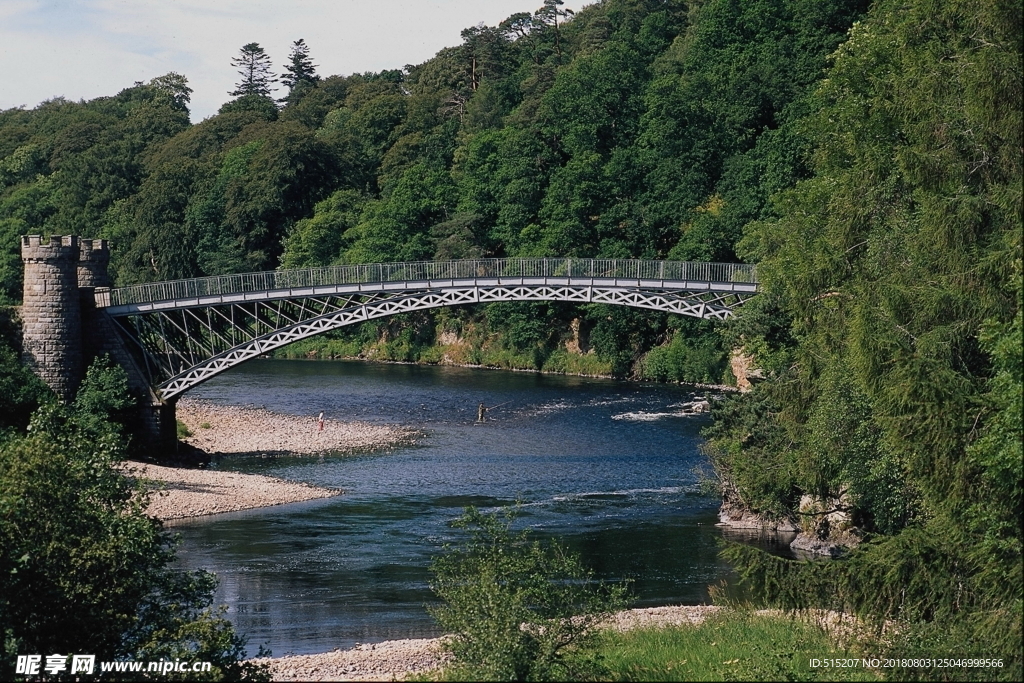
xmin=280 ymin=39 xmax=319 ymax=103
xmin=229 ymin=42 xmax=277 ymax=98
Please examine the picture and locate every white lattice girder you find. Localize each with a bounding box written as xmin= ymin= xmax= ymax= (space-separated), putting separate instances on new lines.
xmin=148 ymin=285 xmax=749 ymax=399
xmin=106 ymin=276 xmax=757 ymax=316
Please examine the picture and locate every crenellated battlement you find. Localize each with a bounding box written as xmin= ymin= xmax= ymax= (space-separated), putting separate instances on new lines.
xmin=78 ymin=238 xmax=112 ymax=289
xmin=79 ymin=238 xmax=110 ymax=259
xmin=21 ymin=234 xmax=79 ymax=263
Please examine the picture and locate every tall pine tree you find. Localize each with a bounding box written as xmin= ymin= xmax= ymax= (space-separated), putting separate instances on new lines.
xmin=280 ymin=39 xmax=319 ymax=104
xmin=229 ymin=42 xmax=277 ymax=98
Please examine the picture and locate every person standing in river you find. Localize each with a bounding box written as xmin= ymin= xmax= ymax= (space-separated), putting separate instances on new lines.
xmin=477 ymin=403 xmax=486 ymax=423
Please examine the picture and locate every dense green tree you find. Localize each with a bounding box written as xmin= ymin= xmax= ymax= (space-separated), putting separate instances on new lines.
xmin=280 ymin=188 xmax=366 ymax=268
xmin=0 ymin=360 xmax=269 ymax=681
xmin=709 ymin=0 xmax=1022 ymax=672
xmin=0 ymin=312 xmax=48 ymax=435
xmin=430 ymin=507 xmax=627 ymax=681
xmin=148 ymin=72 xmax=193 ymax=114
xmin=278 ymin=75 xmax=351 ymax=128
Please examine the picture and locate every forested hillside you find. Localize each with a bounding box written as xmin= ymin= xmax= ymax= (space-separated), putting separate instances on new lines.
xmin=0 ymin=0 xmax=867 ymax=382
xmin=706 ymin=0 xmax=1021 ymax=676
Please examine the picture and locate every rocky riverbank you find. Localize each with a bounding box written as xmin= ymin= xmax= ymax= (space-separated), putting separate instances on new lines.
xmin=255 ymin=605 xmax=726 ymax=682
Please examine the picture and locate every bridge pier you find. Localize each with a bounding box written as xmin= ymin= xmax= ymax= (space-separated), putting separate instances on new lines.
xmin=21 ymin=235 xmax=177 ymax=455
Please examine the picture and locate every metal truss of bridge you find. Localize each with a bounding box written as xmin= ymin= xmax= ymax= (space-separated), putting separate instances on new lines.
xmin=96 ymin=258 xmax=758 ymax=400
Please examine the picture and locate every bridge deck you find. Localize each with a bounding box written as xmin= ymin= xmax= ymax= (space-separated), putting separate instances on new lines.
xmin=98 ymin=258 xmax=757 ymax=312
xmin=96 ymin=258 xmax=758 ymax=399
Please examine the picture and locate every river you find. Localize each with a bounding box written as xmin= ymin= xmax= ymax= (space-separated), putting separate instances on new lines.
xmin=171 ymin=359 xmax=739 ymax=657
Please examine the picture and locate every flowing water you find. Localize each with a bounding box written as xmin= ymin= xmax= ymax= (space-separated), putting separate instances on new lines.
xmin=171 ymin=359 xmax=745 ymax=656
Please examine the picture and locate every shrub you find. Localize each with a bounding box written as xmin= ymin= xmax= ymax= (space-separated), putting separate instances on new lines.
xmin=429 ymin=507 xmax=629 ymax=681
xmin=0 ymin=360 xmax=269 ymax=681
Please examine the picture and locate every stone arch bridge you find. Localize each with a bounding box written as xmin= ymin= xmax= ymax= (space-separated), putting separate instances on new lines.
xmin=20 ymin=235 xmax=757 ymax=451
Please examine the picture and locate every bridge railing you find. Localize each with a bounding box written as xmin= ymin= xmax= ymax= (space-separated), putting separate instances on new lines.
xmin=108 ymin=258 xmax=757 ymax=307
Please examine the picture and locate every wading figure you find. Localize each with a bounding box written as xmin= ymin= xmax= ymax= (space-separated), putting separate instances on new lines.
xmin=477 ymin=403 xmax=487 ymax=423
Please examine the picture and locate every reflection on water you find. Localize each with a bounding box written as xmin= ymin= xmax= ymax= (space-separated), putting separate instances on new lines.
xmin=172 ymin=359 xmax=736 ymax=656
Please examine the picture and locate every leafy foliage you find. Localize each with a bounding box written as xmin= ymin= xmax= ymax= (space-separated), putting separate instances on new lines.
xmin=229 ymin=43 xmax=277 ymax=99
xmin=280 ymin=39 xmax=320 ymax=105
xmin=0 ymin=0 xmax=1018 ymax=671
xmin=429 ymin=507 xmax=628 ymax=681
xmin=0 ymin=0 xmax=867 ymax=378
xmin=707 ymin=0 xmax=1022 ymax=673
xmin=0 ymin=359 xmax=269 ymax=680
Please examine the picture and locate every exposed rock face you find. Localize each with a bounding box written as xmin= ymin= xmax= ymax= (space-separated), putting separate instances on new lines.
xmin=437 ymin=330 xmax=460 ymax=346
xmin=729 ymin=348 xmax=764 ymax=392
xmin=718 ymin=504 xmax=800 ymax=533
xmin=716 ymin=485 xmax=800 ymax=533
xmin=564 ymin=317 xmax=590 ymax=355
xmin=790 ymin=492 xmax=863 ymax=557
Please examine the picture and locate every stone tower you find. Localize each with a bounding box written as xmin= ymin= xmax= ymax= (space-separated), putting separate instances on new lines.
xmin=20 ymin=235 xmax=83 ymax=401
xmin=77 ymin=238 xmax=112 ymax=290
xmin=22 ymin=234 xmax=178 ymax=455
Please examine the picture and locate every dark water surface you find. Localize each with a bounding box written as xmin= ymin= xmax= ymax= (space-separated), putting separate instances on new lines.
xmin=172 ymin=359 xmax=733 ymax=656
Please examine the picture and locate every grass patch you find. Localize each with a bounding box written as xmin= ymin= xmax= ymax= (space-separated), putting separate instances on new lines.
xmin=175 ymin=419 xmax=192 ymax=439
xmin=595 ymin=611 xmax=878 ymax=681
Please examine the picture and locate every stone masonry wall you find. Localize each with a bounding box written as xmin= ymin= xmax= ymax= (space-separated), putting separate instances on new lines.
xmin=21 ymin=235 xmax=83 ymax=402
xmin=22 ymin=235 xmax=177 ymax=454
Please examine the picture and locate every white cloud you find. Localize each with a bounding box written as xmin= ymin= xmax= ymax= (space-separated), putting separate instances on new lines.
xmin=1 ymin=0 xmax=590 ymax=121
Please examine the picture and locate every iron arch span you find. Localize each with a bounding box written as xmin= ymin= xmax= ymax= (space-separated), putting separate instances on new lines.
xmin=97 ymin=258 xmax=758 ymax=401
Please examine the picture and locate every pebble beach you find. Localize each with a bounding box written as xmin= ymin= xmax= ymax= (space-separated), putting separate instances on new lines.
xmin=128 ymin=399 xmax=417 ymax=522
xmin=254 ymin=605 xmax=727 ymax=682
xmin=176 ymin=398 xmax=416 ymax=457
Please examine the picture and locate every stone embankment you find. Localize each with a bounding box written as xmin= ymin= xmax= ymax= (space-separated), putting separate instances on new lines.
xmin=256 ymin=605 xmax=726 ymax=682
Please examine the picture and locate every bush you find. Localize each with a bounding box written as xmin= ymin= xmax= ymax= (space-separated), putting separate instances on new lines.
xmin=429 ymin=507 xmax=629 ymax=681
xmin=0 ymin=360 xmax=269 ymax=681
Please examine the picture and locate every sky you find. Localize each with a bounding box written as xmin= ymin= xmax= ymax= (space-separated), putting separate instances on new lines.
xmin=0 ymin=0 xmax=590 ymax=122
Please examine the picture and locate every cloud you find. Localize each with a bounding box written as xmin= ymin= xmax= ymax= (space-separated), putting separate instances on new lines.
xmin=1 ymin=0 xmax=589 ymax=121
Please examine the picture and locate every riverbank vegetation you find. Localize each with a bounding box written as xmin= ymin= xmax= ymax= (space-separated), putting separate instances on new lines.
xmin=703 ymin=0 xmax=1022 ymax=678
xmin=0 ymin=354 xmax=270 ymax=681
xmin=430 ymin=507 xmax=629 ymax=681
xmin=428 ymin=506 xmax=875 ymax=682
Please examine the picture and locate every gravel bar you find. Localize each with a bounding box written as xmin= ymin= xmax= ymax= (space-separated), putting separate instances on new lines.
xmin=256 ymin=605 xmax=726 ymax=682
xmin=130 ymin=462 xmax=341 ymax=521
xmin=177 ymin=398 xmax=416 ymax=456
xmin=128 ymin=399 xmax=418 ymax=520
